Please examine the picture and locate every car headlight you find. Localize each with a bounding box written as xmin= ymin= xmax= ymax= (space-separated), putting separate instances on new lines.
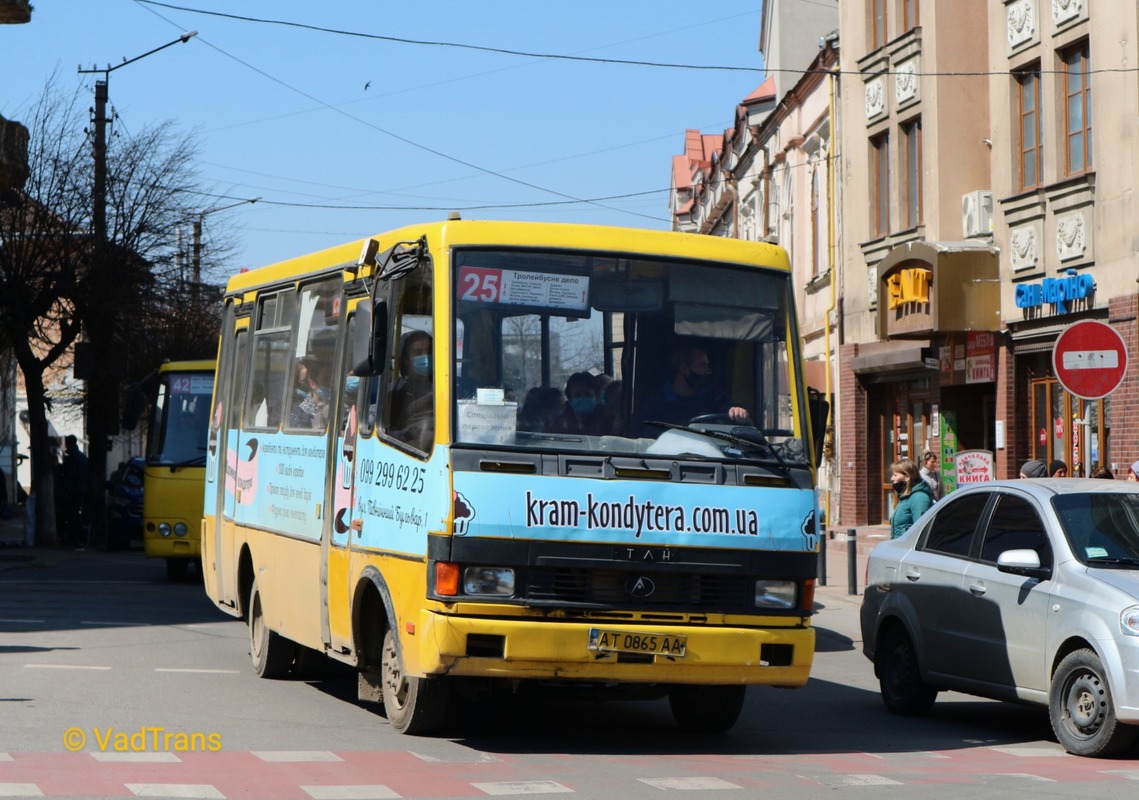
xmin=1121 ymin=605 xmax=1139 ymax=636
xmin=158 ymin=523 xmax=172 ymax=537
xmin=174 ymin=523 xmax=188 ymax=537
xmin=462 ymin=567 xmax=515 ymax=596
xmin=755 ymin=579 xmax=796 ymax=609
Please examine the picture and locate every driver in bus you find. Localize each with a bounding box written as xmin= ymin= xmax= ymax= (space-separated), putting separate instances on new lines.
xmin=641 ymin=344 xmax=749 ymax=430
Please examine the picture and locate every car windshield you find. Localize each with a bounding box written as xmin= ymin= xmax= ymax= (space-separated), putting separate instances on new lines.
xmin=451 ymin=248 xmax=810 ymax=465
xmin=1052 ymin=492 xmax=1139 ymax=566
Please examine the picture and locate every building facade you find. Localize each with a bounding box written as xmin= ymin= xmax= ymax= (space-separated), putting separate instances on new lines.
xmin=836 ymin=0 xmax=1139 ymax=527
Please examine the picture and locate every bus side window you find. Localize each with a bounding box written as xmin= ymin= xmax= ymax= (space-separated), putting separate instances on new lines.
xmin=379 ymin=265 xmax=434 ymax=453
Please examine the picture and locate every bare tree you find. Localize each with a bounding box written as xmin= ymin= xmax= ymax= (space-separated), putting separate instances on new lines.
xmin=0 ymin=75 xmax=220 ymax=545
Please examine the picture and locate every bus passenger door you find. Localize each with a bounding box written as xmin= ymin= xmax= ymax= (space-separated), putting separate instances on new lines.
xmin=206 ymin=312 xmax=247 ymax=611
xmin=324 ymin=309 xmax=361 ymax=656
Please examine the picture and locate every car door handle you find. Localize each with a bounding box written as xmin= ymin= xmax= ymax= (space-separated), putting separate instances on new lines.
xmin=968 ymin=582 xmax=986 ymax=596
xmin=904 ymin=569 xmax=921 ymax=581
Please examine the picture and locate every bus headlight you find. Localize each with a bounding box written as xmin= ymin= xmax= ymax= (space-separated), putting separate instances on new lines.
xmin=462 ymin=567 xmax=515 ymax=597
xmin=158 ymin=523 xmax=172 ymax=537
xmin=755 ymin=579 xmax=796 ymax=609
xmin=174 ymin=523 xmax=188 ymax=537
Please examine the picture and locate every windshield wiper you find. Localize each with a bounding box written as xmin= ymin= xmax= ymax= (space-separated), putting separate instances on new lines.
xmin=644 ymin=421 xmax=791 ymax=474
xmin=1085 ymin=556 xmax=1139 ymax=567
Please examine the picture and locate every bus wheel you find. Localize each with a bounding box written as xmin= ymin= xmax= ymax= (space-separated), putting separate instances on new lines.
xmin=165 ymin=558 xmax=189 ymax=582
xmin=668 ymin=685 xmax=746 ymax=734
xmin=249 ymin=577 xmax=294 ymax=679
xmin=380 ymin=627 xmax=450 ymax=734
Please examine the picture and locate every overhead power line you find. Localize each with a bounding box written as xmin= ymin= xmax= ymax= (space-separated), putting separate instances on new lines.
xmin=136 ymin=1 xmax=1139 ymax=79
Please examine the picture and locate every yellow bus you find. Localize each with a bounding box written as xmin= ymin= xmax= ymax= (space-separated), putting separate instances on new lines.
xmin=144 ymin=359 xmax=214 ymax=580
xmin=202 ymin=219 xmax=826 ymax=734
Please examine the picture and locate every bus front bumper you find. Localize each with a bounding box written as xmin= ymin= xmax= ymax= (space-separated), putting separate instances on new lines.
xmin=413 ymin=611 xmax=814 ymax=687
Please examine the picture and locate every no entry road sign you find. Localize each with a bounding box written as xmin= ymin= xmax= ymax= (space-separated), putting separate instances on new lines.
xmin=1052 ymin=320 xmax=1128 ymax=400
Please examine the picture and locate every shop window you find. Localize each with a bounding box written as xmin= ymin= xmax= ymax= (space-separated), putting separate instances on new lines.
xmin=1030 ymin=376 xmax=1107 ymax=475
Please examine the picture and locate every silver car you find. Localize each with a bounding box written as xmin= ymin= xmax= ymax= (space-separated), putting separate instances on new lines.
xmin=860 ymin=479 xmax=1139 ymax=757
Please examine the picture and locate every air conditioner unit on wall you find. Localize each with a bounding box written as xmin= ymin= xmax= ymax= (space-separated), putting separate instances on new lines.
xmin=962 ymin=190 xmax=994 ymax=238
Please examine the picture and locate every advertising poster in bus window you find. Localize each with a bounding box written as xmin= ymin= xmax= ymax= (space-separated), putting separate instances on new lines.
xmin=228 ymin=432 xmax=328 ymax=541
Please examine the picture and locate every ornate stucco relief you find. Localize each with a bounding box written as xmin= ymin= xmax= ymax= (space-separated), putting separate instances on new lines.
xmin=1052 ymin=0 xmax=1083 ymax=27
xmin=895 ymin=60 xmax=918 ymax=106
xmin=1007 ymin=0 xmax=1038 ymax=49
xmin=1010 ymin=227 xmax=1038 ymax=271
xmin=865 ymin=77 xmax=885 ymax=122
xmin=1055 ymin=212 xmax=1086 ymax=261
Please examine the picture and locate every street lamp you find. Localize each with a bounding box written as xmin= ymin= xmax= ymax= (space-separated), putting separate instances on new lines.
xmin=78 ymin=31 xmax=197 ymax=242
xmin=190 ymin=197 xmax=260 ymax=301
xmin=72 ymin=32 xmax=196 ymax=548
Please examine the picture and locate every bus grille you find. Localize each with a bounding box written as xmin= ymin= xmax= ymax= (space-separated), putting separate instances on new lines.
xmin=525 ymin=567 xmax=750 ymax=610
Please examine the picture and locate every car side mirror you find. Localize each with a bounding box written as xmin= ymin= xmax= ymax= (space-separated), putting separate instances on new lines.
xmin=996 ymin=548 xmax=1050 ymax=580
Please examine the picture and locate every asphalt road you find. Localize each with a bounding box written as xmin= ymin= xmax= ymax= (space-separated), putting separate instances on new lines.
xmin=2 ymin=547 xmax=1139 ymax=799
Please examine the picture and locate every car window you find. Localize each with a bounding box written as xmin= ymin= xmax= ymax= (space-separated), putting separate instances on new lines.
xmin=979 ymin=494 xmax=1052 ymax=569
xmin=921 ymin=492 xmax=989 ymax=558
xmin=1054 ymin=492 xmax=1139 ymax=564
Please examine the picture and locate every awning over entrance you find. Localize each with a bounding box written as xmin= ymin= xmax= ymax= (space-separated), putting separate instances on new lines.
xmin=850 ymin=339 xmax=933 ymax=374
xmin=877 ymin=240 xmax=1000 ymax=339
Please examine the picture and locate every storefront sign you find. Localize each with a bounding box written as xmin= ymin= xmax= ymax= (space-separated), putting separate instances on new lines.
xmin=1014 ymin=269 xmax=1095 ymax=314
xmin=954 ymin=449 xmax=994 ymax=484
xmin=940 ymin=410 xmax=958 ymax=495
xmin=966 ymin=331 xmax=996 ymax=384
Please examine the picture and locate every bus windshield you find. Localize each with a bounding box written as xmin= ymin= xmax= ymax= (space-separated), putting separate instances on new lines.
xmin=452 ymin=249 xmax=807 ymax=465
xmin=147 ymin=369 xmax=214 ymax=467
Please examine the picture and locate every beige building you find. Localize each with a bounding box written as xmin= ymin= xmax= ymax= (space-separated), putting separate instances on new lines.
xmin=671 ymin=0 xmax=841 ymax=519
xmin=836 ymin=0 xmax=1139 ymax=527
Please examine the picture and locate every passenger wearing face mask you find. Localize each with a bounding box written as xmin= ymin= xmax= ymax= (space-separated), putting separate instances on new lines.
xmin=889 ymin=458 xmax=934 ymax=539
xmin=389 ymin=330 xmax=434 ymax=450
xmin=641 ymin=345 xmax=749 ymax=435
xmin=546 ymin=372 xmax=605 ymax=435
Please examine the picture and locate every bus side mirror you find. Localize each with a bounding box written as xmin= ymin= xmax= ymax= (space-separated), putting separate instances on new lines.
xmin=352 ymin=299 xmax=387 ymax=376
xmin=808 ymin=389 xmax=829 ymax=466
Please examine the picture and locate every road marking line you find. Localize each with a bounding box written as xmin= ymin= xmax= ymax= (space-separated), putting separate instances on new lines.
xmin=253 ymin=751 xmax=343 ymax=762
xmin=302 ymin=786 xmax=401 ymax=800
xmin=473 ymin=781 xmax=574 ymax=795
xmin=994 ymin=773 xmax=1056 ymax=782
xmin=0 ymin=619 xmax=45 ymax=624
xmin=92 ymin=752 xmax=182 ymax=763
xmin=410 ymin=751 xmax=499 ymax=763
xmin=1101 ymin=770 xmax=1139 ymax=780
xmin=836 ymin=775 xmax=902 ymax=786
xmin=81 ymin=621 xmax=147 ymax=627
xmin=988 ymin=745 xmax=1066 ymax=758
xmin=24 ymin=664 xmax=111 ymax=671
xmin=125 ymin=784 xmax=224 ymax=799
xmin=154 ymin=668 xmax=242 ymax=674
xmin=638 ymin=777 xmax=742 ymax=790
xmin=0 ymin=784 xmax=43 ymax=797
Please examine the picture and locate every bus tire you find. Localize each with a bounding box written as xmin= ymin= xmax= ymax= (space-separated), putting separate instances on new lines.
xmin=668 ymin=684 xmax=746 ymax=734
xmin=380 ymin=627 xmax=450 ymax=734
xmin=249 ymin=577 xmax=294 ymax=679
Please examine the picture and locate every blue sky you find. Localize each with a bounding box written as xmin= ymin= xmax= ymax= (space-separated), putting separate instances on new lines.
xmin=3 ymin=1 xmax=767 ymax=276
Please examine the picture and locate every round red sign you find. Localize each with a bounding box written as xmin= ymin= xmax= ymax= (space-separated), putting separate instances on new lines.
xmin=1052 ymin=320 xmax=1128 ymax=400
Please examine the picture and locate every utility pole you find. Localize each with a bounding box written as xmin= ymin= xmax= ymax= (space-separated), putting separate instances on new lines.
xmin=74 ymin=31 xmax=197 ymax=548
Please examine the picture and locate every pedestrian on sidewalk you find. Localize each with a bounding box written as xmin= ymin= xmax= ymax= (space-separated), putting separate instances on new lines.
xmin=1019 ymin=459 xmax=1047 ymax=479
xmin=919 ymin=450 xmax=940 ymax=501
xmin=58 ymin=435 xmax=88 ymax=546
xmin=1049 ymin=460 xmax=1068 ymax=478
xmin=889 ymin=458 xmax=934 ymax=539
